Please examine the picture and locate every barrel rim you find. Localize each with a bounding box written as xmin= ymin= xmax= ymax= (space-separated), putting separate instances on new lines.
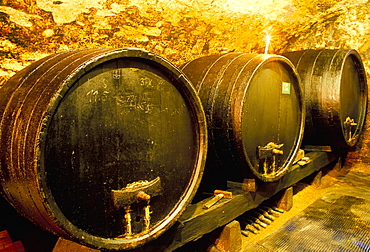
xmin=339 ymin=49 xmax=368 ymax=147
xmin=36 ymin=48 xmax=208 ymax=250
xmin=233 ymin=54 xmax=305 ymax=182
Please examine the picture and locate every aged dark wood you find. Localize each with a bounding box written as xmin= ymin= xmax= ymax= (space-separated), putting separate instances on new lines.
xmin=181 ymin=53 xmax=305 ymax=184
xmin=0 ymin=48 xmax=207 ymax=250
xmin=283 ymin=49 xmax=368 ymax=148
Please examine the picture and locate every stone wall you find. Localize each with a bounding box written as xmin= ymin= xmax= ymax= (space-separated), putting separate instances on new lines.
xmin=1 ymin=0 xmax=370 ymax=164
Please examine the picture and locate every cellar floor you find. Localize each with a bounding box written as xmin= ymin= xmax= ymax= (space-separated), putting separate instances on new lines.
xmin=240 ymin=159 xmax=370 ymax=252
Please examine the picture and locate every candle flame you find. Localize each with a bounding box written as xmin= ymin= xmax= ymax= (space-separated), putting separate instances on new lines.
xmin=264 ymin=35 xmax=271 ymax=54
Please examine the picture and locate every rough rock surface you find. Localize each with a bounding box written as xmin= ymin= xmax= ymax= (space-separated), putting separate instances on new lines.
xmin=1 ymin=0 xmax=370 ymax=163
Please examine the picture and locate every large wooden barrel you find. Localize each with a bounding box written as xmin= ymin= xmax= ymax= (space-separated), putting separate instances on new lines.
xmin=181 ymin=53 xmax=304 ymax=184
xmin=0 ymin=48 xmax=207 ymax=250
xmin=283 ymin=49 xmax=368 ymax=148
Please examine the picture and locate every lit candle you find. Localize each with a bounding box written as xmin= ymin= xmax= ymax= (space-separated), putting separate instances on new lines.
xmin=264 ymin=35 xmax=271 ymax=54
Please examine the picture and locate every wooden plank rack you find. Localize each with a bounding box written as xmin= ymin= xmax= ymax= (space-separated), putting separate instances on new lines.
xmin=136 ymin=151 xmax=340 ymax=252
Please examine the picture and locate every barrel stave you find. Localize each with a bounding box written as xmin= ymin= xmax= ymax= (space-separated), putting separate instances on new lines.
xmin=182 ymin=53 xmax=304 ymax=184
xmin=0 ymin=48 xmax=207 ymax=250
xmin=283 ymin=49 xmax=368 ymax=148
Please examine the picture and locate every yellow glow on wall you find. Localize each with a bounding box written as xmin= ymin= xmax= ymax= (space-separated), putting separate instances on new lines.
xmin=222 ymin=0 xmax=293 ymax=18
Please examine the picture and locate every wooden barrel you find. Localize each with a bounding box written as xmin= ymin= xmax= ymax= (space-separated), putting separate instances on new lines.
xmin=0 ymin=48 xmax=207 ymax=250
xmin=283 ymin=49 xmax=368 ymax=148
xmin=181 ymin=53 xmax=304 ymax=183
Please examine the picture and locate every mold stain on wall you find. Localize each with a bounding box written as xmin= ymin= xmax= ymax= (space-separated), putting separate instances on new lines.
xmin=1 ymin=0 xmax=370 ymax=163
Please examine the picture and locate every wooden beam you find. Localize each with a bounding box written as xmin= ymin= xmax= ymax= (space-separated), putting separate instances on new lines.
xmin=137 ymin=151 xmax=338 ymax=251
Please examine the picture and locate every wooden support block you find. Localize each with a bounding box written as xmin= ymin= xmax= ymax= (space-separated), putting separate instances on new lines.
xmin=52 ymin=237 xmax=100 ymax=252
xmin=242 ymin=178 xmax=257 ymax=192
xmin=12 ymin=241 xmax=24 ymax=252
xmin=0 ymin=231 xmax=14 ymax=250
xmin=0 ymin=230 xmax=23 ymax=252
xmin=214 ymin=190 xmax=232 ymax=199
xmin=210 ymin=220 xmax=242 ymax=252
xmin=293 ymin=149 xmax=305 ymax=164
xmin=311 ymin=170 xmax=322 ymax=188
xmin=275 ymin=187 xmax=293 ymax=211
xmin=334 ymin=156 xmax=343 ymax=171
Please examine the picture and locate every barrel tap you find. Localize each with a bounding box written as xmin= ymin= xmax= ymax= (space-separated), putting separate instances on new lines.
xmin=258 ymin=142 xmax=284 ymax=175
xmin=344 ymin=117 xmax=357 ymax=143
xmin=111 ymin=177 xmax=162 ymax=238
